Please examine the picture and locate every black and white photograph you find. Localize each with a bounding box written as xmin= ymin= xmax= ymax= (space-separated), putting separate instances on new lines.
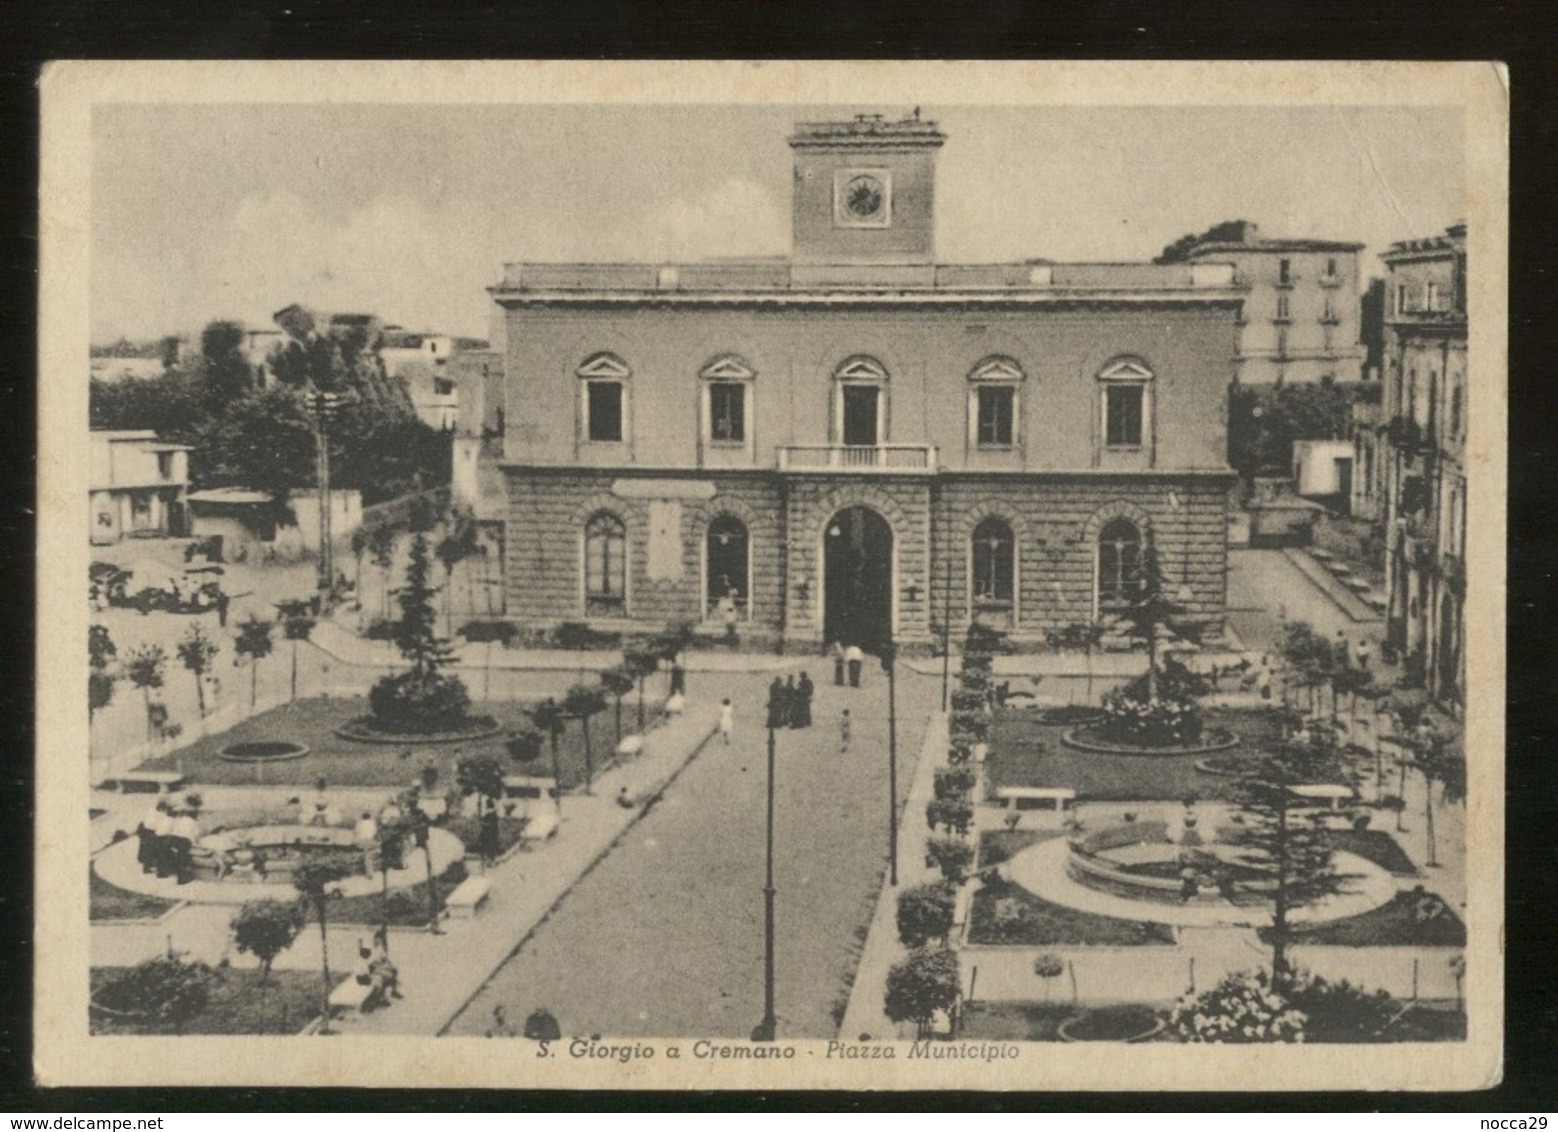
xmin=36 ymin=60 xmax=1507 ymax=1090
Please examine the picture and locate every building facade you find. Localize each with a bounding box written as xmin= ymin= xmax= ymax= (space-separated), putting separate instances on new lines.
xmin=1378 ymin=224 xmax=1467 ymax=704
xmin=492 ymin=113 xmax=1239 ymax=652
xmin=1186 ymin=223 xmax=1366 ymax=386
xmin=89 ymin=430 xmax=190 ymax=544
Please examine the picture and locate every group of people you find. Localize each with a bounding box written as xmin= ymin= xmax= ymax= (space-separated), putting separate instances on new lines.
xmin=764 ymin=673 xmax=816 ymax=731
xmin=350 ymin=927 xmax=403 ymax=1012
xmin=831 ymin=643 xmax=868 ymax=688
xmin=135 ymin=798 xmax=204 ymax=884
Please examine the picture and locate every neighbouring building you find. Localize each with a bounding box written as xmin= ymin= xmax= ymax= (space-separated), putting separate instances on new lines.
xmin=381 ymin=328 xmax=479 ymax=431
xmin=489 ymin=112 xmax=1240 ymax=653
xmin=240 ymin=327 xmax=288 ymax=387
xmin=1378 ymin=223 xmax=1467 ymax=704
xmin=89 ymin=430 xmax=191 ymax=544
xmin=451 ymin=349 xmax=508 ymax=612
xmin=186 ymin=487 xmax=362 ymax=563
xmin=1291 ymin=439 xmax=1355 ymax=512
xmin=1185 ymin=222 xmax=1366 ymax=386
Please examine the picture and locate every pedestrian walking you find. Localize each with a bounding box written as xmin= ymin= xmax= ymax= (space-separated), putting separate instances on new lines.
xmin=1356 ymin=637 xmax=1371 ymax=671
xmin=355 ymin=810 xmax=379 ymax=876
xmin=718 ymin=698 xmax=734 ymax=744
xmin=845 ymin=643 xmax=864 ymax=688
xmin=784 ymin=676 xmax=799 ymax=728
xmin=216 ymin=589 xmax=230 ymax=628
xmin=796 ymin=672 xmax=814 ymax=728
xmin=831 ymin=641 xmax=846 ymax=686
xmin=840 ymin=708 xmax=852 ymax=754
xmin=670 ymin=656 xmax=687 ymax=698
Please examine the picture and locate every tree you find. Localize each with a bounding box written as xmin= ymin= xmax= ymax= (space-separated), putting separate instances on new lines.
xmin=294 ymin=857 xmax=354 ymax=1035
xmin=528 ymin=699 xmax=568 ymax=811
xmin=884 ymin=947 xmax=961 ymax=1039
xmin=234 ymin=615 xmax=275 ymax=710
xmin=176 ymin=623 xmax=220 ymax=719
xmin=456 ymin=753 xmax=506 ymax=813
xmin=925 ymin=796 xmax=973 ymax=837
xmin=563 ymin=683 xmax=608 ymax=794
xmin=1414 ymin=725 xmax=1466 ymax=869
xmin=123 ymin=644 xmax=167 ymax=743
xmin=198 ymin=320 xmax=256 ymax=413
xmin=1230 ymin=735 xmax=1354 ymax=986
xmin=1032 ymin=953 xmax=1066 ymax=1003
xmin=925 ymin=837 xmax=975 ymax=886
xmin=436 ymin=515 xmax=480 ymax=635
xmin=505 ymin=724 xmax=544 ymax=766
xmin=231 ymin=899 xmax=306 ymax=1023
xmin=1278 ymin=621 xmax=1335 ymax=718
xmin=622 ymin=645 xmax=660 ymax=733
xmin=1117 ymin=535 xmax=1180 ymax=705
xmin=367 ymin=525 xmax=397 ymax=620
xmin=276 ymin=599 xmax=318 ymax=702
xmin=895 ymin=881 xmax=956 ymax=948
xmin=1154 ymin=218 xmax=1253 ymax=265
xmin=599 ymin=666 xmax=636 ymax=745
xmin=89 ymin=624 xmax=117 ymax=722
xmin=368 ymin=532 xmax=472 ymax=734
xmin=1051 ymin=621 xmax=1105 ymax=705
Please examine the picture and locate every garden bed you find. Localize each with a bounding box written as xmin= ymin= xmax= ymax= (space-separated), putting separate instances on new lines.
xmin=957 ymin=1001 xmax=1073 ymax=1041
xmin=219 ymin=740 xmax=310 ymax=764
xmin=138 ymin=697 xmax=640 ymax=791
xmin=1263 ymin=889 xmax=1464 ymax=947
xmin=334 ymin=715 xmax=502 ymax=745
xmin=967 ymin=876 xmax=1176 ymax=947
xmin=443 ymin=815 xmax=530 ymax=859
xmin=976 ymin=829 xmax=1060 ymax=870
xmin=89 ymin=968 xmax=323 ymax=1035
xmin=1062 ymin=726 xmax=1239 ymax=756
xmin=1327 ymin=829 xmax=1420 ymax=876
xmin=89 ymin=871 xmax=181 ymax=922
xmin=331 ymin=859 xmax=471 ymax=927
xmin=1058 ymin=1003 xmax=1165 ymax=1043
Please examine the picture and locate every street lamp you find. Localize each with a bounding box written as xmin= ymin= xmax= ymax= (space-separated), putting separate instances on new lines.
xmin=882 ymin=640 xmax=899 ymax=887
xmin=753 ymin=682 xmax=783 ymax=1042
xmin=306 ymin=388 xmax=357 ymax=610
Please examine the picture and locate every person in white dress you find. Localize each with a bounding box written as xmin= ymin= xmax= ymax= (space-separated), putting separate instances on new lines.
xmin=718 ymin=698 xmax=734 ymax=744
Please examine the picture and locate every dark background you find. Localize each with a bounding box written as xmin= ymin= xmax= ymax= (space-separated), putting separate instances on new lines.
xmin=1 ymin=0 xmax=1552 ymax=1114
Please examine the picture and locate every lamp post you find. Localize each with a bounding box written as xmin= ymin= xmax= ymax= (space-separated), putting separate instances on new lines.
xmin=307 ymin=389 xmax=356 ymax=610
xmin=882 ymin=640 xmax=899 ymax=887
xmin=753 ymin=683 xmax=782 ymax=1042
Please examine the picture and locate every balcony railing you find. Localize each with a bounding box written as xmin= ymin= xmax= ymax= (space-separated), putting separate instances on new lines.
xmin=777 ymin=444 xmax=938 ymax=472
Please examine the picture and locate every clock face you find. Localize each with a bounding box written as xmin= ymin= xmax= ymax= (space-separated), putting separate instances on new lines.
xmin=844 ymin=174 xmax=885 ymax=218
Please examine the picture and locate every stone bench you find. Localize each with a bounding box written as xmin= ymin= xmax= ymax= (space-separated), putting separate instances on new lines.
xmin=445 ymin=875 xmax=492 ymax=919
xmin=112 ymin=771 xmax=188 ymax=794
xmin=521 ymin=813 xmax=559 ymax=842
xmin=996 ymin=786 xmax=1076 ymax=813
xmin=329 ymin=976 xmax=377 ymax=1013
xmin=615 ymin=735 xmax=645 ymax=758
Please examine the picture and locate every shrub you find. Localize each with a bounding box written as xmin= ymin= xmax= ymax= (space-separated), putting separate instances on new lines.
xmin=1098 ymin=690 xmax=1204 ymax=746
xmin=96 ymin=953 xmax=216 ymax=1034
xmin=947 ymin=743 xmax=973 ymax=767
xmin=949 ymin=711 xmax=989 ymax=746
xmin=1287 ymin=973 xmax=1399 ymax=1043
xmin=364 ymin=618 xmax=398 ymax=642
xmin=933 ymin=766 xmax=975 ymax=800
xmin=925 ymin=837 xmax=976 ymax=885
xmin=459 ymin=620 xmax=520 ymax=646
xmin=367 ymin=670 xmax=473 ymax=734
xmin=884 ymin=947 xmax=961 ymax=1037
xmin=896 ymin=882 xmax=956 ymax=948
xmin=1117 ymin=656 xmax=1212 ymax=704
xmin=926 ymin=796 xmax=973 ymax=836
xmin=552 ymin=621 xmax=621 ymax=651
xmin=505 ymin=725 xmax=545 ymax=763
xmin=950 ymin=689 xmax=987 ymax=714
xmin=1166 ymin=969 xmax=1307 ymax=1043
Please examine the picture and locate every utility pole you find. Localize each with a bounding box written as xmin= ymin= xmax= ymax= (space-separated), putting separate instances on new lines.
xmin=883 ymin=641 xmax=899 ymax=886
xmin=753 ymin=687 xmax=781 ymax=1042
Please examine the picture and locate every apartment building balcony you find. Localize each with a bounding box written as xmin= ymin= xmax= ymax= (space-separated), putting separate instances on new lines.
xmin=776 ymin=444 xmax=938 ymax=473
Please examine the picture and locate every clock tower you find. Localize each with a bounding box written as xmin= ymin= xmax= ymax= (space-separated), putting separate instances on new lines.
xmin=788 ymin=111 xmax=946 ymax=266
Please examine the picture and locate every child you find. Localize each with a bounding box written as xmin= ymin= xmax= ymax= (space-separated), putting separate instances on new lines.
xmin=840 ymin=708 xmax=852 ymax=754
xmin=718 ymin=698 xmax=734 ymax=744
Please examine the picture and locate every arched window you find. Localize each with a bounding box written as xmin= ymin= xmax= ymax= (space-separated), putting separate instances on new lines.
xmin=584 ymin=512 xmax=627 ymax=614
xmin=971 ymin=517 xmax=1015 ymax=607
xmin=706 ymin=515 xmax=750 ymax=618
xmin=1097 ymin=518 xmax=1143 ymax=612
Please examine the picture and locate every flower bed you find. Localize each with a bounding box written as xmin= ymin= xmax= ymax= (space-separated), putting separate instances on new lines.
xmin=332 ymin=858 xmax=471 ymax=926
xmin=1062 ymin=725 xmax=1238 ymax=757
xmin=967 ymin=875 xmax=1176 ymax=947
xmin=1058 ymin=1004 xmax=1165 ymax=1043
xmin=89 ymin=871 xmax=180 ymax=922
xmin=1263 ymin=889 xmax=1465 ymax=948
xmin=90 ymin=967 xmax=322 ymax=1035
xmin=218 ymin=741 xmax=309 ymax=764
xmin=335 ymin=715 xmax=502 ymax=745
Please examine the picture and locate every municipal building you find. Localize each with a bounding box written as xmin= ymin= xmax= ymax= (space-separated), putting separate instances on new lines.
xmin=492 ymin=112 xmax=1239 ymax=653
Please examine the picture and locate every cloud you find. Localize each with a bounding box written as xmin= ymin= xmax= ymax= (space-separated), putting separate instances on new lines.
xmin=624 ymin=176 xmax=787 ymax=262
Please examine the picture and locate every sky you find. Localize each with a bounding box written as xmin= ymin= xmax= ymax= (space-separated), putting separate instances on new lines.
xmin=90 ymin=103 xmax=1466 ymax=344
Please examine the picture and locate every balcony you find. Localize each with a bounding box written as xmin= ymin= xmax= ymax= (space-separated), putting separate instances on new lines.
xmin=777 ymin=444 xmax=938 ymax=473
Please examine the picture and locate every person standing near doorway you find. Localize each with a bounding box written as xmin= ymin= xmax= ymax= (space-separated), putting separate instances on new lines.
xmin=718 ymin=698 xmax=734 ymax=744
xmin=845 ymin=643 xmax=864 ymax=688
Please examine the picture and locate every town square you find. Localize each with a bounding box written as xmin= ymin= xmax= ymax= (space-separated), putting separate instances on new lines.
xmin=48 ymin=70 xmax=1499 ymax=1083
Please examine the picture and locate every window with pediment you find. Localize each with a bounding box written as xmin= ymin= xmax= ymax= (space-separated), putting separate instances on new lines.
xmin=967 ymin=356 xmax=1024 ymax=449
xmin=700 ymin=355 xmax=755 ymax=447
xmin=834 ymin=356 xmax=888 ymax=447
xmin=577 ymin=353 xmax=631 ymax=444
xmin=1098 ymin=358 xmax=1153 ymax=450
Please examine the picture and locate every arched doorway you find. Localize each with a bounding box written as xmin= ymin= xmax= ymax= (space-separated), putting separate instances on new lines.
xmin=823 ymin=506 xmax=894 ymax=653
xmin=706 ymin=515 xmax=750 ymax=618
